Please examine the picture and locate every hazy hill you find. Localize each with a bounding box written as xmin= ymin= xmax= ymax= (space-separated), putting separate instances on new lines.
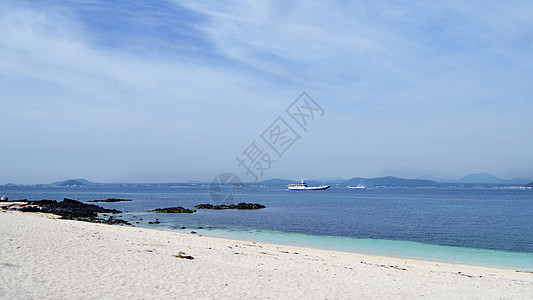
xmin=309 ymin=177 xmax=347 ymax=184
xmin=56 ymin=179 xmax=87 ymax=186
xmin=259 ymin=178 xmax=294 ymax=185
xmin=51 ymin=179 xmax=97 ymax=186
xmin=458 ymin=172 xmax=502 ymax=184
xmin=457 ymin=172 xmax=531 ymax=185
xmin=527 ymin=181 xmax=533 ymax=187
xmin=345 ymin=176 xmax=437 ymax=187
xmin=418 ymin=175 xmax=440 ymax=181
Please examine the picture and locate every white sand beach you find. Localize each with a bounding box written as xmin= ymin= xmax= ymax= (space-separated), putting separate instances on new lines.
xmin=1 ymin=209 xmax=533 ymax=299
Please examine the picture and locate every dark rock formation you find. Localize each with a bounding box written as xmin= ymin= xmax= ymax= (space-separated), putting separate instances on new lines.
xmin=81 ymin=216 xmax=131 ymax=226
xmin=87 ymin=198 xmax=132 ymax=203
xmin=149 ymin=207 xmax=195 ymax=214
xmin=22 ymin=198 xmax=121 ymax=219
xmin=8 ymin=199 xmax=131 ymax=226
xmin=194 ymin=203 xmax=266 ymax=210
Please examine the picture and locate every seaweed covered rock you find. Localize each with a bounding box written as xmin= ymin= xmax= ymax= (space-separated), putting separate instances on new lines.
xmin=194 ymin=203 xmax=265 ymax=210
xmin=149 ymin=207 xmax=196 ymax=214
xmin=74 ymin=215 xmax=132 ymax=226
xmin=97 ymin=216 xmax=131 ymax=225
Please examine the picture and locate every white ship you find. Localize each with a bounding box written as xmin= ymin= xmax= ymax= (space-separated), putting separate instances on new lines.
xmin=288 ymin=179 xmax=330 ymax=191
xmin=347 ymin=183 xmax=367 ymax=189
xmin=1 ymin=195 xmax=8 ymax=201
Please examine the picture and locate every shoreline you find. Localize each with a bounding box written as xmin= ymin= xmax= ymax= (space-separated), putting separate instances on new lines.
xmin=181 ymin=228 xmax=533 ymax=272
xmin=2 ymin=210 xmax=533 ymax=299
xmin=117 ymin=211 xmax=533 ymax=272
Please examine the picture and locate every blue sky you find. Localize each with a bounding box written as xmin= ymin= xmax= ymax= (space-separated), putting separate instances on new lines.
xmin=1 ymin=0 xmax=533 ymax=184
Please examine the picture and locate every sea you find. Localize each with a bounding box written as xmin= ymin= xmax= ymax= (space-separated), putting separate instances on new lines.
xmin=2 ymin=185 xmax=533 ymax=271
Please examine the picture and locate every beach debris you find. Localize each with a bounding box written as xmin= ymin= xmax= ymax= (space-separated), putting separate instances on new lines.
xmin=194 ymin=203 xmax=266 ymax=210
xmin=360 ymin=261 xmax=407 ymax=271
xmin=174 ymin=251 xmax=194 ymax=260
xmin=0 ymin=262 xmax=21 ymax=268
xmin=190 ymin=231 xmax=197 ymax=234
xmin=456 ymin=272 xmax=482 ymax=278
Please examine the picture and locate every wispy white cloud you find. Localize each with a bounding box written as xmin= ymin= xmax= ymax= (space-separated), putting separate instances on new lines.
xmin=1 ymin=0 xmax=532 ymax=182
xmin=0 ymin=1 xmax=287 ymax=183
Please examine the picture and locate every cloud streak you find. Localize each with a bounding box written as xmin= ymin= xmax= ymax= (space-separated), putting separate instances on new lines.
xmin=1 ymin=0 xmax=533 ymax=183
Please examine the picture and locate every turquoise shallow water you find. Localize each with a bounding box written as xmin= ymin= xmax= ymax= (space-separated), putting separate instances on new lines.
xmin=137 ymin=222 xmax=533 ymax=271
xmin=3 ymin=185 xmax=533 ymax=270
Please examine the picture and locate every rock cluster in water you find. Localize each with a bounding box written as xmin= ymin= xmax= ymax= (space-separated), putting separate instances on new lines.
xmin=149 ymin=207 xmax=196 ymax=214
xmin=89 ymin=215 xmax=131 ymax=225
xmin=19 ymin=199 xmax=121 ymax=219
xmin=8 ymin=198 xmax=129 ymax=225
xmin=87 ymin=198 xmax=132 ymax=203
xmin=194 ymin=203 xmax=266 ymax=210
xmin=146 ymin=203 xmax=266 ymax=215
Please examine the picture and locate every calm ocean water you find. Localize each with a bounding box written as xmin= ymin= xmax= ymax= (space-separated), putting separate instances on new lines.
xmin=3 ymin=186 xmax=533 ymax=270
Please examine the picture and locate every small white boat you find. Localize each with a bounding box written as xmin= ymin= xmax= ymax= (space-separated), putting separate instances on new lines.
xmin=347 ymin=183 xmax=367 ymax=190
xmin=1 ymin=195 xmax=8 ymax=201
xmin=288 ymin=179 xmax=330 ymax=191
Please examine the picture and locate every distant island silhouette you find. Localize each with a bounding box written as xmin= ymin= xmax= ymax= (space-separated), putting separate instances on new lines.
xmin=2 ymin=172 xmax=531 ymax=188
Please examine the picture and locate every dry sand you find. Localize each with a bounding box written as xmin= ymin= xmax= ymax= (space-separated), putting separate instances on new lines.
xmin=1 ymin=210 xmax=533 ymax=299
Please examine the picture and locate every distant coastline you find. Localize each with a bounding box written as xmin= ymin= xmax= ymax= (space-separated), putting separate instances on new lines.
xmin=3 ymin=173 xmax=532 ymax=189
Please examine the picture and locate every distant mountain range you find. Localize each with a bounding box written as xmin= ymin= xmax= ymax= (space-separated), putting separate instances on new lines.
xmin=2 ymin=172 xmax=532 ymax=187
xmin=259 ymin=172 xmax=532 ymax=187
